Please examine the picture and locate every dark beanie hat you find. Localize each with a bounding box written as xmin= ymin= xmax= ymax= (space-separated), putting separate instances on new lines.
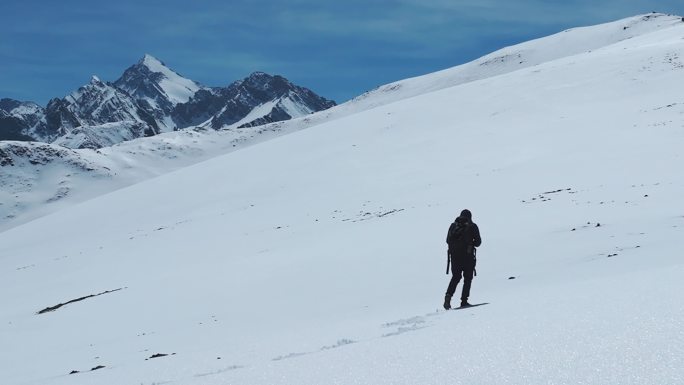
xmin=460 ymin=209 xmax=472 ymax=220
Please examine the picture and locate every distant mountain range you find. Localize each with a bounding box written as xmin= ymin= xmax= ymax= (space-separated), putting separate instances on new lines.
xmin=0 ymin=55 xmax=335 ymax=148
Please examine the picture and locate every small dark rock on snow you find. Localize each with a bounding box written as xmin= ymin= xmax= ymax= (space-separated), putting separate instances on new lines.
xmin=148 ymin=352 xmax=176 ymax=360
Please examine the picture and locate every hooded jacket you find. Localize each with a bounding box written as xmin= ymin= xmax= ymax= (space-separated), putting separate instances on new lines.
xmin=446 ymin=210 xmax=481 ymax=264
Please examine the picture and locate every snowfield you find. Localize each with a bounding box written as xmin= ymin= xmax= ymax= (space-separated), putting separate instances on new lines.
xmin=1 ymin=13 xmax=684 ymax=385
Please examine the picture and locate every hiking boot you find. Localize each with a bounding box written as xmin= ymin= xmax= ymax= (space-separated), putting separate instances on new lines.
xmin=460 ymin=300 xmax=472 ymax=307
xmin=443 ymin=295 xmax=452 ymax=310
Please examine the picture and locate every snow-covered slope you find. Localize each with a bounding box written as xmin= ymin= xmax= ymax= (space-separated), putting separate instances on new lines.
xmin=0 ymin=120 xmax=302 ymax=231
xmin=1 ymin=13 xmax=684 ymax=385
xmin=288 ymin=13 xmax=684 ymax=129
xmin=356 ymin=13 xmax=683 ymax=106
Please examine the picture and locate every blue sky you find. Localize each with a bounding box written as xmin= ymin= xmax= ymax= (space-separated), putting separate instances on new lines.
xmin=2 ymin=0 xmax=683 ymax=105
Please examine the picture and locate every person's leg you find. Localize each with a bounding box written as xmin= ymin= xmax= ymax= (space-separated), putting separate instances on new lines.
xmin=444 ymin=265 xmax=463 ymax=309
xmin=460 ymin=268 xmax=474 ymax=306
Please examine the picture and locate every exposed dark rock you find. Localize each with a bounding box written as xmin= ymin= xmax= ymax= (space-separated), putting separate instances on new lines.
xmin=171 ymin=88 xmax=229 ymax=127
xmin=0 ymin=142 xmax=100 ymax=171
xmin=0 ymin=112 xmax=34 ymax=141
xmin=45 ymin=97 xmax=80 ymax=137
xmin=0 ymin=98 xmax=23 ymax=111
xmin=0 ymin=99 xmax=47 ymax=141
xmin=37 ymin=287 xmax=125 ymax=314
xmin=148 ymin=352 xmax=175 ymax=360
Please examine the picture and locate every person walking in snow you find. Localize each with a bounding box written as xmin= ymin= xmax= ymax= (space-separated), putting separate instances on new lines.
xmin=444 ymin=209 xmax=481 ymax=309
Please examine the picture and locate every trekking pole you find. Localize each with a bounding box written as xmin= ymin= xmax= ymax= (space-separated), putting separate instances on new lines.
xmin=446 ymin=251 xmax=450 ymax=275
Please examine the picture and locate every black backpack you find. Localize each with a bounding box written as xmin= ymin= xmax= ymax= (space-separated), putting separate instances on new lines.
xmin=446 ymin=219 xmax=469 ymax=249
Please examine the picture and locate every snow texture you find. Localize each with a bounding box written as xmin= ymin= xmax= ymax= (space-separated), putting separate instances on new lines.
xmin=1 ymin=13 xmax=684 ymax=385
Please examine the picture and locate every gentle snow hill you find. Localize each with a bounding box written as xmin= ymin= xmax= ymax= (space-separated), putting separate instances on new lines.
xmin=341 ymin=13 xmax=684 ymax=112
xmin=2 ymin=13 xmax=684 ymax=385
xmin=2 ymin=13 xmax=682 ymax=234
xmin=0 ymin=121 xmax=305 ymax=232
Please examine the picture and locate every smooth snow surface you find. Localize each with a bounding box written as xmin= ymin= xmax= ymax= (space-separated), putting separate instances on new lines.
xmin=1 ymin=13 xmax=684 ymax=385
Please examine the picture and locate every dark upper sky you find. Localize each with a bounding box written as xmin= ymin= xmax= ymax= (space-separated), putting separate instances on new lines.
xmin=2 ymin=0 xmax=683 ymax=106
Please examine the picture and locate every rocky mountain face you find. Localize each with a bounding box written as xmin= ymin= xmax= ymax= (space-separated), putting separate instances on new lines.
xmin=114 ymin=55 xmax=201 ymax=132
xmin=46 ymin=76 xmax=160 ymax=138
xmin=0 ymin=110 xmax=33 ymax=141
xmin=0 ymin=99 xmax=49 ymax=141
xmin=173 ymin=72 xmax=336 ymax=129
xmin=0 ymin=56 xmax=335 ymax=148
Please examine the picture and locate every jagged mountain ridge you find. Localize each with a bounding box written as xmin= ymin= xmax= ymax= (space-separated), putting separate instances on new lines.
xmin=0 ymin=56 xmax=336 ymax=148
xmin=45 ymin=76 xmax=160 ymax=140
xmin=0 ymin=98 xmax=48 ymax=141
xmin=114 ymin=54 xmax=202 ymax=132
xmin=174 ymin=72 xmax=336 ymax=129
xmin=0 ymin=110 xmax=34 ymax=141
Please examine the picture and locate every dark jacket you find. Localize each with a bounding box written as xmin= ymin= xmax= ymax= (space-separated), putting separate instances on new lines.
xmin=446 ymin=216 xmax=481 ymax=266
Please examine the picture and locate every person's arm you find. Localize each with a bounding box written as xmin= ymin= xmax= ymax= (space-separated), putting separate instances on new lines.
xmin=473 ymin=224 xmax=482 ymax=247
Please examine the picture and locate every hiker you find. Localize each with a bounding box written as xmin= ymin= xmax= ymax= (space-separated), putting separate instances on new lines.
xmin=444 ymin=209 xmax=481 ymax=309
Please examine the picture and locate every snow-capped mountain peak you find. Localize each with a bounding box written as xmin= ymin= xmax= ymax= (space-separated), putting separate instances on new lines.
xmin=90 ymin=75 xmax=103 ymax=84
xmin=171 ymin=71 xmax=335 ymax=129
xmin=111 ymin=55 xmax=204 ymax=133
xmin=141 ymin=53 xmax=166 ymax=71
xmin=116 ymin=54 xmax=201 ymax=107
xmin=2 ymin=55 xmax=336 ymax=146
xmin=203 ymin=72 xmax=335 ymax=129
